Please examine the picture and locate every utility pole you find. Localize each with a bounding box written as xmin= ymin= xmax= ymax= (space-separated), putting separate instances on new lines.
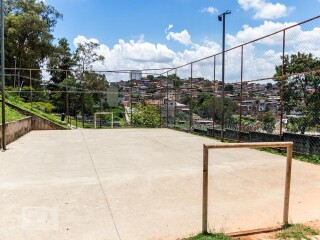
xmin=1 ymin=0 xmax=6 ymax=150
xmin=14 ymin=56 xmax=16 ymax=88
xmin=218 ymin=10 xmax=231 ymax=142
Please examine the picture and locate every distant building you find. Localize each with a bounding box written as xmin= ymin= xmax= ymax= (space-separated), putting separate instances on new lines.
xmin=107 ymin=86 xmax=119 ymax=108
xmin=130 ymin=70 xmax=142 ymax=80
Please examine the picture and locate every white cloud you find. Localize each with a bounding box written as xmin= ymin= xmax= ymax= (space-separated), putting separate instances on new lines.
xmin=73 ymin=35 xmax=100 ymax=47
xmin=72 ymin=19 xmax=320 ymax=83
xmin=238 ymin=0 xmax=292 ymax=19
xmin=201 ymin=6 xmax=219 ymax=15
xmin=164 ymin=24 xmax=174 ymax=34
xmin=166 ymin=30 xmax=192 ymax=45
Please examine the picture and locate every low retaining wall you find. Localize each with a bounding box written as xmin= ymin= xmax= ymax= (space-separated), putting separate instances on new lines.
xmin=1 ymin=102 xmax=67 ymax=149
xmin=201 ymin=127 xmax=319 ymax=155
xmin=0 ymin=117 xmax=32 ymax=148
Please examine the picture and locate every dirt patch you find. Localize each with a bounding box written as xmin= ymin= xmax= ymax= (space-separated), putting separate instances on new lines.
xmin=237 ymin=220 xmax=320 ymax=240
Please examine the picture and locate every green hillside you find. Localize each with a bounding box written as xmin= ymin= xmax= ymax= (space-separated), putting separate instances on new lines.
xmin=1 ymin=94 xmax=70 ymax=129
xmin=0 ymin=105 xmax=26 ymax=123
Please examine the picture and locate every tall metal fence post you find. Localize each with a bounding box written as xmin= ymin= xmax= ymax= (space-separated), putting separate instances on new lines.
xmin=130 ymin=72 xmax=133 ymax=127
xmin=174 ymin=68 xmax=177 ymax=128
xmin=159 ymin=77 xmax=162 ymax=127
xmin=239 ymin=46 xmax=244 ymax=142
xmin=212 ymin=55 xmax=216 ymax=137
xmin=30 ymin=69 xmax=32 ymax=110
xmin=1 ymin=0 xmax=6 ymax=150
xmin=166 ymin=71 xmax=169 ymax=127
xmin=280 ymin=29 xmax=286 ymax=141
xmin=190 ymin=63 xmax=193 ymax=131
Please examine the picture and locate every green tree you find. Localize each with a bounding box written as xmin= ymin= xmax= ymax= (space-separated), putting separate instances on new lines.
xmin=146 ymin=75 xmax=155 ymax=81
xmin=48 ymin=38 xmax=75 ymax=85
xmin=275 ymin=52 xmax=320 ymax=131
xmin=258 ymin=112 xmax=276 ymax=133
xmin=72 ymin=41 xmax=106 ymax=115
xmin=5 ymin=0 xmax=62 ymax=83
xmin=224 ymin=84 xmax=234 ymax=92
xmin=47 ymin=38 xmax=76 ymax=112
xmin=73 ymin=42 xmax=105 ymax=74
xmin=132 ymin=104 xmax=160 ymax=128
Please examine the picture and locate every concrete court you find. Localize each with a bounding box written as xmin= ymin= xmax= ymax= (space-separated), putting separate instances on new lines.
xmin=0 ymin=128 xmax=320 ymax=240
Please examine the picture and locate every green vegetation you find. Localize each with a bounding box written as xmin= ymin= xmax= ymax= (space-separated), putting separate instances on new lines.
xmin=260 ymin=148 xmax=320 ymax=165
xmin=4 ymin=94 xmax=69 ymax=129
xmin=275 ymin=53 xmax=320 ymax=134
xmin=0 ymin=105 xmax=25 ymax=123
xmin=132 ymin=104 xmax=160 ymax=128
xmin=182 ymin=233 xmax=230 ymax=240
xmin=276 ymin=224 xmax=319 ymax=240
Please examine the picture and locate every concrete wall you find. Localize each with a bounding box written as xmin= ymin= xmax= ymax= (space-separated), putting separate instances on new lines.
xmin=0 ymin=117 xmax=32 ymax=148
xmin=0 ymin=102 xmax=67 ymax=149
xmin=197 ymin=127 xmax=320 ymax=155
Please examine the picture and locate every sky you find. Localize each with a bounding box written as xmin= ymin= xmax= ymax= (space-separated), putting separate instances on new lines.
xmin=44 ymin=0 xmax=320 ymax=81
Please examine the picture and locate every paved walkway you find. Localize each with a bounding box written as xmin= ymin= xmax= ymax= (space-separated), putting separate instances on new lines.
xmin=1 ymin=129 xmax=320 ymax=240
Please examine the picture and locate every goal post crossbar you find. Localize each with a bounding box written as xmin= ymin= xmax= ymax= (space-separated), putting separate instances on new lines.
xmin=202 ymin=142 xmax=293 ymax=233
xmin=94 ymin=112 xmax=114 ymax=129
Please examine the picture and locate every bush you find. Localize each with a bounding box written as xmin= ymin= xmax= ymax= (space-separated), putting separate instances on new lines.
xmin=27 ymin=102 xmax=55 ymax=113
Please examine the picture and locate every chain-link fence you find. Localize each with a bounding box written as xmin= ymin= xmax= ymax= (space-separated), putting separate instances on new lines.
xmin=2 ymin=16 xmax=320 ymax=154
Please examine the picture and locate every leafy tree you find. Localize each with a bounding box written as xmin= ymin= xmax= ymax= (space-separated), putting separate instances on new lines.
xmin=258 ymin=112 xmax=276 ymax=133
xmin=46 ymin=38 xmax=76 ymax=112
xmin=146 ymin=75 xmax=155 ymax=81
xmin=274 ymin=52 xmax=320 ymax=131
xmin=132 ymin=104 xmax=160 ymax=128
xmin=72 ymin=41 xmax=106 ymax=115
xmin=48 ymin=38 xmax=75 ymax=85
xmin=203 ymin=80 xmax=213 ymax=88
xmin=224 ymin=84 xmax=234 ymax=92
xmin=5 ymin=0 xmax=62 ymax=83
xmin=266 ymin=82 xmax=273 ymax=90
xmin=73 ymin=42 xmax=105 ymax=75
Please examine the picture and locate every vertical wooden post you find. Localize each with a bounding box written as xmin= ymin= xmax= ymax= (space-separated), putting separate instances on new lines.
xmin=202 ymin=145 xmax=209 ymax=233
xmin=94 ymin=113 xmax=96 ymax=129
xmin=283 ymin=144 xmax=293 ymax=225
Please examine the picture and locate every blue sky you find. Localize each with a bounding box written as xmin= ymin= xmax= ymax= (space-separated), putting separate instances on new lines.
xmin=44 ymin=0 xmax=320 ymax=81
xmin=47 ymin=0 xmax=319 ymax=49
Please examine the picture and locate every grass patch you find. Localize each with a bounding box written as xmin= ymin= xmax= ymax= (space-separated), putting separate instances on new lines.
xmin=260 ymin=148 xmax=320 ymax=165
xmin=182 ymin=233 xmax=230 ymax=240
xmin=3 ymin=95 xmax=70 ymax=129
xmin=276 ymin=224 xmax=319 ymax=240
xmin=0 ymin=105 xmax=26 ymax=123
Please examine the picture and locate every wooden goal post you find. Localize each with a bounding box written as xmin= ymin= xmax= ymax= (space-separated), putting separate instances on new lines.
xmin=202 ymin=142 xmax=293 ymax=233
xmin=94 ymin=112 xmax=114 ymax=129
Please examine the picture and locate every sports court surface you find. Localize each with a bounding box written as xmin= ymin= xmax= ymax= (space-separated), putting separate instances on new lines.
xmin=1 ymin=128 xmax=320 ymax=240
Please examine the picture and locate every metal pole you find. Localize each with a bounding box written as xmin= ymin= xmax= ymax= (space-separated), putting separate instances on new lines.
xmin=221 ymin=15 xmax=226 ymax=141
xmin=174 ymin=69 xmax=177 ymax=127
xmin=14 ymin=56 xmax=16 ymax=88
xmin=212 ymin=56 xmax=216 ymax=137
xmin=130 ymin=72 xmax=133 ymax=126
xmin=100 ymin=94 xmax=102 ymax=128
xmin=30 ymin=69 xmax=32 ymax=110
xmin=219 ymin=10 xmax=231 ymax=142
xmin=190 ymin=63 xmax=193 ymax=130
xmin=82 ymin=90 xmax=84 ymax=128
xmin=280 ymin=30 xmax=286 ymax=140
xmin=166 ymin=72 xmax=169 ymax=127
xmin=1 ymin=0 xmax=6 ymax=150
xmin=239 ymin=46 xmax=244 ymax=142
